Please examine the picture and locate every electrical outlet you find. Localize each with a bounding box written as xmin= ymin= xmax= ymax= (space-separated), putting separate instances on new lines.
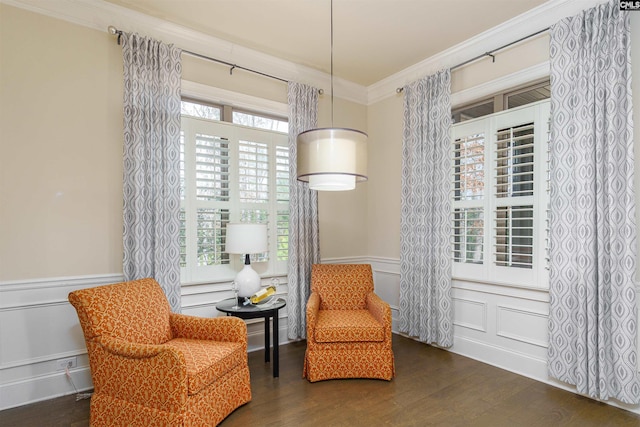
xmin=56 ymin=357 xmax=77 ymax=371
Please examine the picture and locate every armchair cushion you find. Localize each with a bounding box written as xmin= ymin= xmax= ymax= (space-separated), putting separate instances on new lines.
xmin=164 ymin=339 xmax=246 ymax=395
xmin=314 ymin=310 xmax=385 ymax=343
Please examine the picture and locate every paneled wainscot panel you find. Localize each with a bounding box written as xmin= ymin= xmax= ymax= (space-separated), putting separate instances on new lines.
xmin=496 ymin=305 xmax=548 ymax=348
xmin=453 ymin=297 xmax=487 ymax=332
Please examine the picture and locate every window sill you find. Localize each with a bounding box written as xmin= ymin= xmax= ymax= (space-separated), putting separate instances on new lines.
xmin=452 ymin=276 xmax=549 ymax=302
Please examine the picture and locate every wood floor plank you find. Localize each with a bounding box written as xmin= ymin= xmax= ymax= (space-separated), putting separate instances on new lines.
xmin=2 ymin=335 xmax=639 ymax=426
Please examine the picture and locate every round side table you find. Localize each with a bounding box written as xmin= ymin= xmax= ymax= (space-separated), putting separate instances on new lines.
xmin=215 ymin=297 xmax=286 ymax=378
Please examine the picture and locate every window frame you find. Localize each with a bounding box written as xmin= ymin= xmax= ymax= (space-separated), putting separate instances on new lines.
xmin=451 ymin=99 xmax=550 ymax=289
xmin=180 ymin=106 xmax=289 ymax=285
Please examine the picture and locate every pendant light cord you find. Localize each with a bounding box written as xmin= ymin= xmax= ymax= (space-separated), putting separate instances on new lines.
xmin=330 ymin=0 xmax=334 ymax=127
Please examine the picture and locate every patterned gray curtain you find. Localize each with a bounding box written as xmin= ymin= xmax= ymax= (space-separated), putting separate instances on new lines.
xmin=287 ymin=82 xmax=321 ymax=340
xmin=548 ymin=1 xmax=639 ymax=404
xmin=399 ymin=69 xmax=453 ymax=347
xmin=121 ymin=33 xmax=182 ymax=312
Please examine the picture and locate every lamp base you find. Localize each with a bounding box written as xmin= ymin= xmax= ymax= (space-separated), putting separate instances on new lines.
xmin=235 ymin=264 xmax=261 ymax=297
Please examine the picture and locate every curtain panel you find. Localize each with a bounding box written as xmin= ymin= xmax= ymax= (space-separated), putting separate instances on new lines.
xmin=121 ymin=32 xmax=183 ymax=312
xmin=548 ymin=1 xmax=640 ymax=403
xmin=287 ymin=82 xmax=321 ymax=340
xmin=399 ymin=69 xmax=453 ymax=347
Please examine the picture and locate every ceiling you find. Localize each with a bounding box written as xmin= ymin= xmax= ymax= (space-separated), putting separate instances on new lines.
xmin=103 ymin=0 xmax=548 ymax=87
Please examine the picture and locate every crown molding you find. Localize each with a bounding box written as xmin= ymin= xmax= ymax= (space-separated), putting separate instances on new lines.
xmin=3 ymin=0 xmax=606 ymax=107
xmin=367 ymin=0 xmax=607 ymax=105
xmin=2 ymin=0 xmax=369 ymax=105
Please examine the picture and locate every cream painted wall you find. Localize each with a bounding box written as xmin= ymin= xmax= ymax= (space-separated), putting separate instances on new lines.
xmin=0 ymin=2 xmax=368 ymax=282
xmin=317 ymin=95 xmax=369 ymax=259
xmin=182 ymin=54 xmax=287 ymax=105
xmin=366 ymin=94 xmax=403 ymax=259
xmin=0 ymin=5 xmax=124 ymax=281
xmin=450 ymin=33 xmax=550 ymax=95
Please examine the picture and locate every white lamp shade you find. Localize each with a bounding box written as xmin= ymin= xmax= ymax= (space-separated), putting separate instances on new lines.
xmin=309 ymin=174 xmax=356 ymax=191
xmin=225 ymin=223 xmax=268 ymax=254
xmin=296 ymin=128 xmax=367 ymax=191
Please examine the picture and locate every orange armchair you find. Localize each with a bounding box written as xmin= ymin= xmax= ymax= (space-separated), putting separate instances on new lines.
xmin=68 ymin=278 xmax=251 ymax=426
xmin=303 ymin=264 xmax=395 ymax=382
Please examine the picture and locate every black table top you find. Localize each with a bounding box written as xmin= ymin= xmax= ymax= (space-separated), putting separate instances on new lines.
xmin=215 ymin=297 xmax=286 ymax=315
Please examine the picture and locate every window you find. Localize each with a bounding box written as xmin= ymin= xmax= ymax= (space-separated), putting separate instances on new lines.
xmin=233 ymin=109 xmax=289 ymax=133
xmin=451 ymin=79 xmax=550 ymax=124
xmin=505 ymin=80 xmax=551 ymax=110
xmin=451 ymin=100 xmax=549 ymax=287
xmin=181 ymin=98 xmax=222 ymax=120
xmin=180 ymin=103 xmax=289 ymax=283
xmin=452 ymin=99 xmax=494 ymax=124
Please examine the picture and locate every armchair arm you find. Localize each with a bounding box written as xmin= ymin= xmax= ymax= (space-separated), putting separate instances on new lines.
xmin=170 ymin=313 xmax=247 ymax=349
xmin=90 ymin=336 xmax=188 ymax=412
xmin=306 ymin=292 xmax=320 ymax=343
xmin=366 ymin=292 xmax=392 ymax=341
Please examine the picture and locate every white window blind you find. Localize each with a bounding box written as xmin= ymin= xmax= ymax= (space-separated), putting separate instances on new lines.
xmin=276 ymin=146 xmax=290 ymax=203
xmin=239 ymin=140 xmax=269 ymax=203
xmin=495 ymin=123 xmax=534 ymax=199
xmin=451 ymin=100 xmax=550 ymax=288
xmin=197 ymin=208 xmax=230 ymax=266
xmin=452 ymin=208 xmax=484 ymax=264
xmin=452 ymin=131 xmax=485 ymax=266
xmin=275 ymin=145 xmax=290 ymax=261
xmin=180 ymin=114 xmax=289 ymax=283
xmin=494 ymin=205 xmax=533 ymax=268
xmin=453 ymin=133 xmax=485 ymax=201
xmin=196 ymin=134 xmax=230 ymax=202
xmin=493 ymin=122 xmax=535 ymax=270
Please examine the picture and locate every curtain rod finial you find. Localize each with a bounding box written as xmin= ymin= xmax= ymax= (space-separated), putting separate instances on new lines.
xmin=108 ymin=25 xmax=118 ymax=35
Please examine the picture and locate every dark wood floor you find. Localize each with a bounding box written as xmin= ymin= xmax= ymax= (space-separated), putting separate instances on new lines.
xmin=3 ymin=335 xmax=640 ymax=426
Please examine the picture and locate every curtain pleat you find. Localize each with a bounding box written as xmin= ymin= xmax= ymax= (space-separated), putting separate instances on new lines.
xmin=548 ymin=0 xmax=640 ymax=403
xmin=287 ymin=82 xmax=321 ymax=340
xmin=399 ymin=69 xmax=453 ymax=347
xmin=121 ymin=33 xmax=182 ymax=312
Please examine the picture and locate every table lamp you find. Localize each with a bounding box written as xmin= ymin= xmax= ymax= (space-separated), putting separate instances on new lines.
xmin=225 ymin=223 xmax=268 ymax=297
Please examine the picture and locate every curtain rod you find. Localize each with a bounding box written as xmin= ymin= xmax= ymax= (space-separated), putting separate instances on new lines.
xmin=107 ymin=26 xmax=294 ymax=86
xmin=395 ymin=27 xmax=550 ymax=93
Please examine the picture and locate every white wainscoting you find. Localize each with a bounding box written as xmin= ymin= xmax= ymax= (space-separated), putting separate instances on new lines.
xmin=0 ymin=274 xmax=123 ymax=411
xmin=0 ymin=274 xmax=290 ymax=411
xmin=2 ymin=263 xmax=639 ymax=415
xmin=321 ymin=257 xmax=552 ymax=381
xmin=359 ymin=257 xmax=640 ymax=415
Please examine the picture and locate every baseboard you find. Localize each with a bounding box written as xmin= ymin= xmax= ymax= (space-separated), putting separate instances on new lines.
xmin=0 ymin=367 xmax=93 ymax=411
xmin=449 ymin=335 xmax=548 ymax=380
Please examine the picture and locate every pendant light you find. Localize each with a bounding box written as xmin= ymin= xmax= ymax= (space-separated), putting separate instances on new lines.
xmin=296 ymin=0 xmax=368 ymax=191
